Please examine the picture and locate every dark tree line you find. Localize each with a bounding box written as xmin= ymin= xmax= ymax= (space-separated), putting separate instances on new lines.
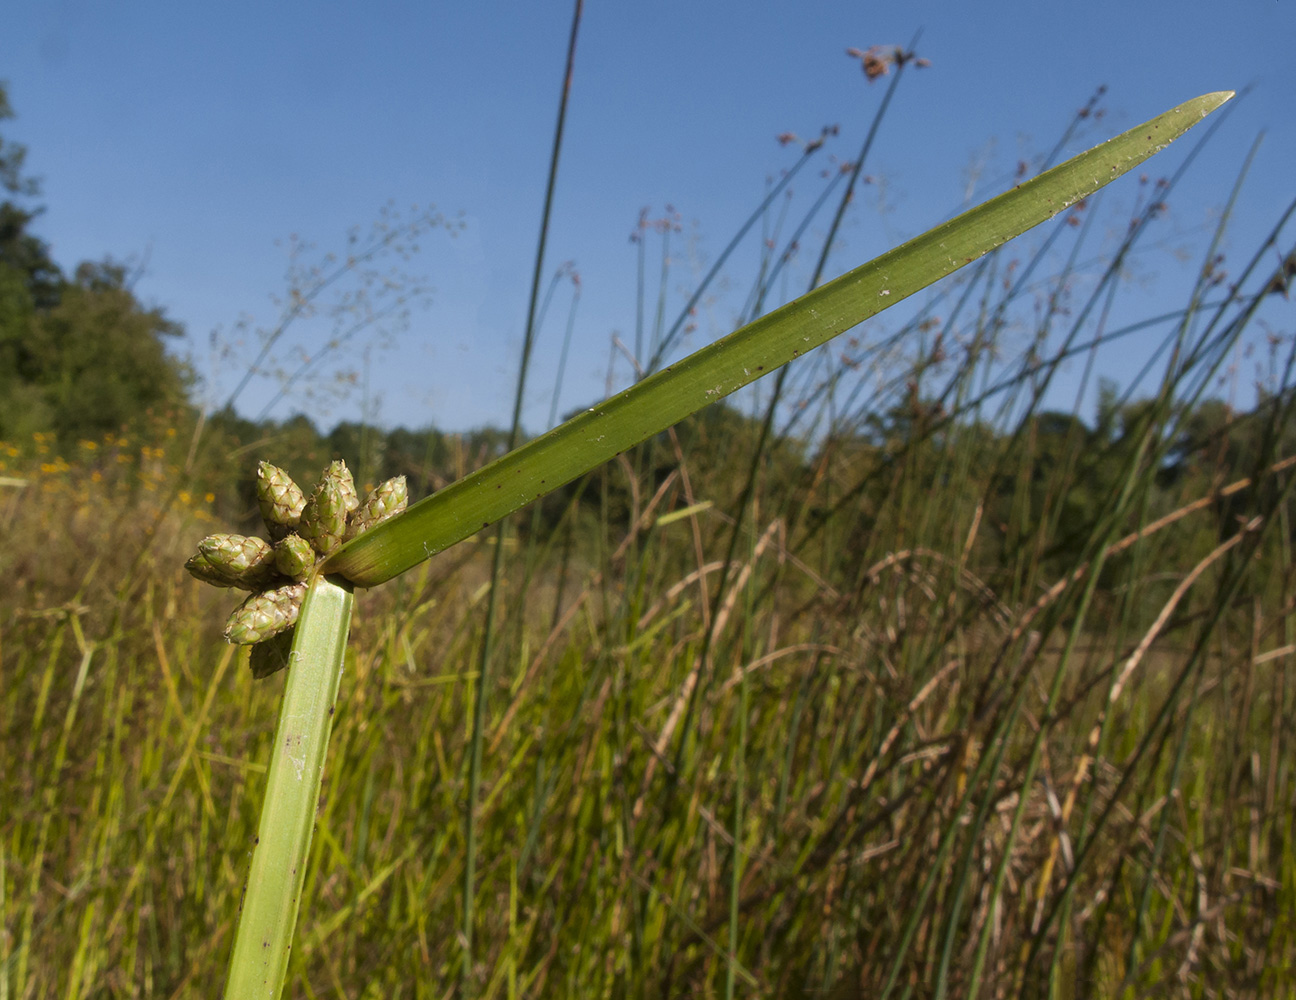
xmin=0 ymin=83 xmax=189 ymax=444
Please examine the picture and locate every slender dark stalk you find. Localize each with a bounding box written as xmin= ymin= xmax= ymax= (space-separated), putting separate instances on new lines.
xmin=643 ymin=138 xmax=826 ymax=375
xmin=461 ymin=2 xmax=582 ymax=992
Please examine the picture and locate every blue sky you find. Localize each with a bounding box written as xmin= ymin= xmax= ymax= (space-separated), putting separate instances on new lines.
xmin=2 ymin=1 xmax=1293 ymax=433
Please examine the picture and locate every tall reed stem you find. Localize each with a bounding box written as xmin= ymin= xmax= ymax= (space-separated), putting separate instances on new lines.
xmin=462 ymin=2 xmax=583 ymax=992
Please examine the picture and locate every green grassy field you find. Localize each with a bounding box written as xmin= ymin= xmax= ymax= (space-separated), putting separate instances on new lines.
xmin=3 ymin=68 xmax=1295 ymax=999
xmin=4 ymin=343 xmax=1295 ymax=998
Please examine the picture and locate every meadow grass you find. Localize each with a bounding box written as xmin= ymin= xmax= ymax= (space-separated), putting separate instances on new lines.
xmin=3 ymin=71 xmax=1294 ymax=999
xmin=4 ymin=270 xmax=1295 ymax=999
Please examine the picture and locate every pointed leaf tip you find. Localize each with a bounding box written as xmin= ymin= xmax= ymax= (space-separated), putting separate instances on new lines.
xmin=1197 ymin=91 xmax=1234 ymax=113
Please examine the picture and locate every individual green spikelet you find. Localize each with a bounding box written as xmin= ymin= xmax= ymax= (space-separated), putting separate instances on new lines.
xmin=322 ymin=460 xmax=360 ymax=515
xmin=185 ymin=534 xmax=280 ymax=590
xmin=298 ymin=478 xmax=349 ymax=556
xmin=185 ymin=549 xmax=238 ymax=588
xmin=346 ymin=476 xmax=409 ymax=539
xmin=274 ymin=533 xmax=316 ymax=581
xmin=256 ymin=461 xmax=307 ymax=541
xmin=249 ymin=626 xmax=296 ymax=679
xmin=224 ymin=583 xmax=307 ymax=645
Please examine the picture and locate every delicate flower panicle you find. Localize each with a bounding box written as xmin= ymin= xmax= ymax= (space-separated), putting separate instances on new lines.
xmin=346 ymin=476 xmax=408 ymax=539
xmin=225 ymin=583 xmax=307 ymax=645
xmin=186 ymin=458 xmax=409 ymax=672
xmin=274 ymin=533 xmax=315 ymax=581
xmin=256 ymin=462 xmax=306 ymax=541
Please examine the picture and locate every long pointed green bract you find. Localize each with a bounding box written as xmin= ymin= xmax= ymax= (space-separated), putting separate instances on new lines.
xmin=223 ymin=575 xmax=354 ymax=998
xmin=323 ymin=92 xmax=1232 ymax=589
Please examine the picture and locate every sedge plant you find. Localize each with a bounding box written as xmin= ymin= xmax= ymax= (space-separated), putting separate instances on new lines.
xmin=187 ymin=93 xmax=1235 ymax=996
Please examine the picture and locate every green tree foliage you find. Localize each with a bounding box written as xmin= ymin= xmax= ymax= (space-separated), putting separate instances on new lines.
xmin=0 ymin=82 xmax=59 ymax=320
xmin=0 ymin=84 xmax=191 ymax=444
xmin=0 ymin=202 xmax=61 ymax=311
xmin=23 ymin=262 xmax=190 ymax=440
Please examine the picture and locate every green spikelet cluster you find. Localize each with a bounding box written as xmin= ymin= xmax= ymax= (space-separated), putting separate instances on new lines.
xmin=256 ymin=462 xmax=306 ymax=540
xmin=324 ymin=460 xmax=361 ymax=515
xmin=274 ymin=534 xmax=315 ymax=581
xmin=249 ymin=627 xmax=296 ymax=679
xmin=225 ymin=584 xmax=307 ymax=644
xmin=185 ymin=534 xmax=279 ymax=590
xmin=347 ymin=476 xmax=408 ymax=539
xmin=184 ymin=458 xmax=410 ymax=674
xmin=299 ymin=479 xmax=349 ymax=556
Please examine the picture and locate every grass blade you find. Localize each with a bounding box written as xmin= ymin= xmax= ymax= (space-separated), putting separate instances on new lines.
xmin=324 ymin=92 xmax=1233 ymax=588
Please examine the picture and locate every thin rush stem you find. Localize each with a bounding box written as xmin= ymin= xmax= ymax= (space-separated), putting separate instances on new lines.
xmin=462 ymin=2 xmax=583 ymax=991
